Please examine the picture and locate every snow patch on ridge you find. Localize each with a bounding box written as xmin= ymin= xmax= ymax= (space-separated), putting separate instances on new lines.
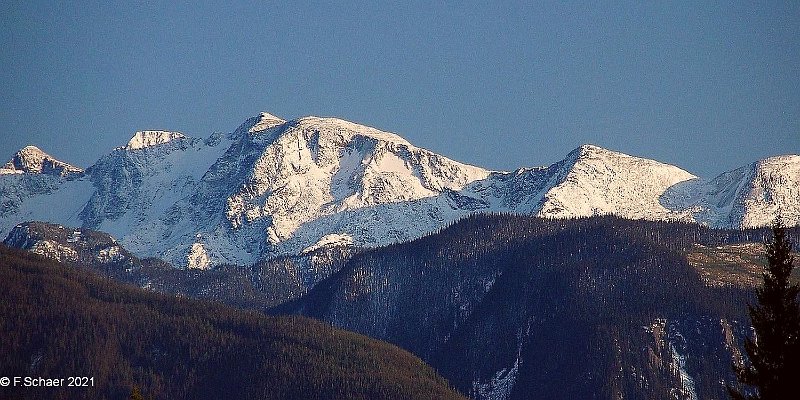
xmin=187 ymin=242 xmax=211 ymax=270
xmin=302 ymin=233 xmax=353 ymax=254
xmin=249 ymin=112 xmax=286 ymax=133
xmin=126 ymin=131 xmax=187 ymax=150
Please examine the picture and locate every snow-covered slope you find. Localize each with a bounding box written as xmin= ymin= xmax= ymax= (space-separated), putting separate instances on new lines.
xmin=1 ymin=112 xmax=797 ymax=268
xmin=0 ymin=147 xmax=89 ymax=231
xmin=77 ymin=128 xmax=236 ymax=267
xmin=535 ymin=145 xmax=697 ymax=220
xmin=149 ymin=113 xmax=492 ymax=266
xmin=662 ymin=155 xmax=800 ymax=228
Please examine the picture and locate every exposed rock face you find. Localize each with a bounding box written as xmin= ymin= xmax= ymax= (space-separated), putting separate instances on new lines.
xmin=3 ymin=221 xmax=135 ymax=269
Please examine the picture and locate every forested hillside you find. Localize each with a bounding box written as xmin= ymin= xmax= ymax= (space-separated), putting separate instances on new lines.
xmin=4 ymin=215 xmax=796 ymax=399
xmin=0 ymin=245 xmax=464 ymax=400
xmin=3 ymin=221 xmax=353 ymax=310
xmin=288 ymin=215 xmax=790 ymax=399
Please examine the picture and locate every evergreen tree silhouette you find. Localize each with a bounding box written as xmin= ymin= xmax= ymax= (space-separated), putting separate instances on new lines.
xmin=729 ymin=219 xmax=800 ymax=400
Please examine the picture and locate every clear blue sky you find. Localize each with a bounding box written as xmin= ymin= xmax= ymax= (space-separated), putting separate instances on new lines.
xmin=2 ymin=1 xmax=798 ymax=177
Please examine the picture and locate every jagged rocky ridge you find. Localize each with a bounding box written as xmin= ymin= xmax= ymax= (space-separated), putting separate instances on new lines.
xmin=1 ymin=112 xmax=798 ymax=268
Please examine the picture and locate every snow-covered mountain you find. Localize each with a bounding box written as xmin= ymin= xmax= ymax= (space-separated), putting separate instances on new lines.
xmin=1 ymin=112 xmax=797 ymax=268
xmin=0 ymin=145 xmax=83 ymax=177
xmin=662 ymin=155 xmax=800 ymax=228
xmin=464 ymin=144 xmax=699 ymax=220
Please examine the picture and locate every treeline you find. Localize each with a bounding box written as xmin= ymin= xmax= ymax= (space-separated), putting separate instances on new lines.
xmin=0 ymin=244 xmax=464 ymax=400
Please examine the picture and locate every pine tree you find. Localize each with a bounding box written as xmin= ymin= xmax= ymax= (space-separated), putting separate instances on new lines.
xmin=729 ymin=219 xmax=800 ymax=400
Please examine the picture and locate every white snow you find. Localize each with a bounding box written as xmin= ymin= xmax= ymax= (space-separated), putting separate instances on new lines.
xmin=186 ymin=242 xmax=211 ymax=270
xmin=30 ymin=240 xmax=78 ymax=263
xmin=302 ymin=233 xmax=353 ymax=254
xmin=536 ymin=144 xmax=697 ymax=220
xmin=472 ymin=351 xmax=521 ymax=400
xmin=0 ymin=168 xmax=24 ymax=175
xmin=0 ymin=176 xmax=94 ymax=239
xmin=668 ymin=334 xmax=699 ymax=400
xmin=2 ymin=145 xmax=83 ymax=176
xmin=221 ymin=115 xmax=491 ymax=259
xmin=88 ymin=131 xmax=236 ymax=267
xmin=97 ymin=245 xmax=125 ymax=264
xmin=661 ymin=155 xmax=800 ymax=228
xmin=248 ymin=112 xmax=286 ymax=133
xmin=1 ymin=113 xmax=798 ymax=268
xmin=125 ymin=131 xmax=186 ymax=150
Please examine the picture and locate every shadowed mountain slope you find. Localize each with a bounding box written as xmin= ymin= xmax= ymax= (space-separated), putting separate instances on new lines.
xmin=0 ymin=244 xmax=464 ymax=400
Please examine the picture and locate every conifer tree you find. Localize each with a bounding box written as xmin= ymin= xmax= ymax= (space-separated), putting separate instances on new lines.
xmin=729 ymin=219 xmax=800 ymax=400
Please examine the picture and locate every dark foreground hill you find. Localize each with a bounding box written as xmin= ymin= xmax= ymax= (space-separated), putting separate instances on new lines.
xmin=0 ymin=245 xmax=464 ymax=400
xmin=287 ymin=215 xmax=794 ymax=400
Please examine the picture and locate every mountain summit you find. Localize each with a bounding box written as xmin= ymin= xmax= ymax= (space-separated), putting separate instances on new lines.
xmin=0 ymin=146 xmax=83 ymax=177
xmin=1 ymin=113 xmax=797 ymax=268
xmin=125 ymin=131 xmax=187 ymax=150
xmin=534 ymin=144 xmax=697 ymax=219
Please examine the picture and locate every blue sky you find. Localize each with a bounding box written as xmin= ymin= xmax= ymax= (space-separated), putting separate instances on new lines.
xmin=1 ymin=1 xmax=798 ymax=177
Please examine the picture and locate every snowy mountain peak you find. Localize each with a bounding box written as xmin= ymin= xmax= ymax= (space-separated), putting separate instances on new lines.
xmin=0 ymin=145 xmax=83 ymax=177
xmin=571 ymin=144 xmax=635 ymax=160
xmin=250 ymin=112 xmax=286 ymax=133
xmin=19 ymin=145 xmax=42 ymax=154
xmin=661 ymin=154 xmax=800 ymax=228
xmin=125 ymin=131 xmax=187 ymax=150
xmin=576 ymin=143 xmax=607 ymax=154
xmin=736 ymin=154 xmax=800 ymax=227
xmin=568 ymin=144 xmax=694 ymax=177
xmin=537 ymin=144 xmax=697 ymax=220
xmin=220 ymin=114 xmax=491 ymax=258
xmin=228 ymin=112 xmax=287 ymax=139
xmin=755 ymin=154 xmax=800 ymax=169
xmin=290 ymin=116 xmax=414 ymax=147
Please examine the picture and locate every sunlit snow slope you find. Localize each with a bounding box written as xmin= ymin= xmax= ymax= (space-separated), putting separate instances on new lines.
xmin=1 ymin=112 xmax=797 ymax=268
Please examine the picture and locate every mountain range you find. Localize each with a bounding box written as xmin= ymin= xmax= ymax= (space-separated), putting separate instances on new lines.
xmin=1 ymin=112 xmax=798 ymax=268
